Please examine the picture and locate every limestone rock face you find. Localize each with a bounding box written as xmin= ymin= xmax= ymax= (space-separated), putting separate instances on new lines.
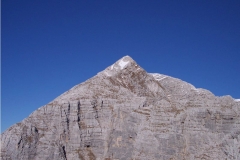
xmin=1 ymin=56 xmax=240 ymax=160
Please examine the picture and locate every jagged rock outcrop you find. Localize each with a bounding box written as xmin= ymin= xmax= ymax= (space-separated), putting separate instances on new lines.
xmin=1 ymin=56 xmax=240 ymax=160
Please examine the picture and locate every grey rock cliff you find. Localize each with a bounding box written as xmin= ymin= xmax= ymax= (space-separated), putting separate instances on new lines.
xmin=1 ymin=56 xmax=240 ymax=160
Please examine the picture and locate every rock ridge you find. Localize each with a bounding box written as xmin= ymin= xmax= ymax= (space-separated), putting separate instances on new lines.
xmin=1 ymin=55 xmax=240 ymax=160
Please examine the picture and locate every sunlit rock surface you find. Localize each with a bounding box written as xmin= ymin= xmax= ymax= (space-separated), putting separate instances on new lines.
xmin=1 ymin=56 xmax=240 ymax=160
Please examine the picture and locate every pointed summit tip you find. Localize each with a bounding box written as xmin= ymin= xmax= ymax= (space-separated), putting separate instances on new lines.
xmin=101 ymin=55 xmax=141 ymax=77
xmin=115 ymin=55 xmax=137 ymax=70
xmin=121 ymin=55 xmax=134 ymax=61
xmin=116 ymin=55 xmax=136 ymax=65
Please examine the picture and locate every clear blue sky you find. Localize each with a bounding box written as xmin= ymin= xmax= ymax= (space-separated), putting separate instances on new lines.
xmin=2 ymin=0 xmax=240 ymax=132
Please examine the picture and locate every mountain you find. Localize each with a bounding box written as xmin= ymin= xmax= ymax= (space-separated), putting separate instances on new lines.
xmin=1 ymin=56 xmax=240 ymax=160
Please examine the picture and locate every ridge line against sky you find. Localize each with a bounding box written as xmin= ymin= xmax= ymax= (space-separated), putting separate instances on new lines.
xmin=2 ymin=0 xmax=240 ymax=132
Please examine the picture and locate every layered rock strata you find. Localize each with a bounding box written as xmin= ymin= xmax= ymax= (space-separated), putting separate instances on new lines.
xmin=1 ymin=56 xmax=240 ymax=160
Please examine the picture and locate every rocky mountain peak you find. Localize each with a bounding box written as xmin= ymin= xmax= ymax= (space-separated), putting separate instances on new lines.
xmin=54 ymin=56 xmax=166 ymax=103
xmin=1 ymin=56 xmax=240 ymax=160
xmin=100 ymin=55 xmax=141 ymax=77
xmin=110 ymin=55 xmax=137 ymax=70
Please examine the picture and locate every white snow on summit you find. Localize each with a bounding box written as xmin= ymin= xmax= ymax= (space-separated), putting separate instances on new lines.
xmin=235 ymin=99 xmax=240 ymax=102
xmin=118 ymin=58 xmax=129 ymax=69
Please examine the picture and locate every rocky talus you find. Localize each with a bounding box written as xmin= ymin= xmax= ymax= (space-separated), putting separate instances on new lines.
xmin=1 ymin=56 xmax=240 ymax=160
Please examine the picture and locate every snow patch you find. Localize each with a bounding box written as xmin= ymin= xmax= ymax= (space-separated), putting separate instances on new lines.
xmin=110 ymin=64 xmax=114 ymax=70
xmin=235 ymin=99 xmax=240 ymax=102
xmin=157 ymin=76 xmax=167 ymax=81
xmin=193 ymin=88 xmax=200 ymax=93
xmin=118 ymin=58 xmax=129 ymax=69
xmin=151 ymin=73 xmax=168 ymax=81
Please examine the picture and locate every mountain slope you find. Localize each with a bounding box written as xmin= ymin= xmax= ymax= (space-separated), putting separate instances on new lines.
xmin=1 ymin=56 xmax=240 ymax=160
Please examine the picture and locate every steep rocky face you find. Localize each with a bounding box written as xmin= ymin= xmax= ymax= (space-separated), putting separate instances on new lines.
xmin=1 ymin=56 xmax=240 ymax=160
